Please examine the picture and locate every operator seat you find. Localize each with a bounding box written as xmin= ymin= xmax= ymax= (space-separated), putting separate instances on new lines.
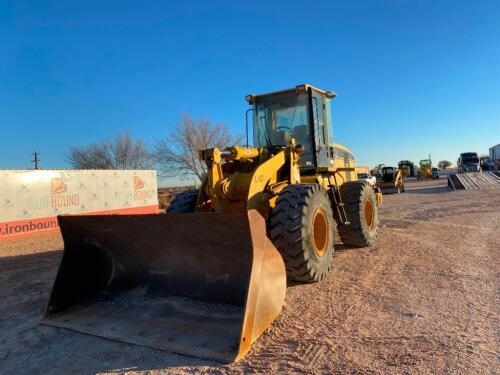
xmin=292 ymin=125 xmax=313 ymax=165
xmin=269 ymin=130 xmax=289 ymax=146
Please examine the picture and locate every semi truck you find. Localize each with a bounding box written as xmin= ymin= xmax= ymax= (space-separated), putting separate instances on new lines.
xmin=457 ymin=152 xmax=480 ymax=173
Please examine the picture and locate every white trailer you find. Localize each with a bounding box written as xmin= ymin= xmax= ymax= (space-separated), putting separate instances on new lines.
xmin=489 ymin=144 xmax=500 ymax=170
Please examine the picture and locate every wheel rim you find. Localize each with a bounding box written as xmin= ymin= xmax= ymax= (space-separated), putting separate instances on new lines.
xmin=364 ymin=199 xmax=374 ymax=230
xmin=312 ymin=208 xmax=329 ymax=257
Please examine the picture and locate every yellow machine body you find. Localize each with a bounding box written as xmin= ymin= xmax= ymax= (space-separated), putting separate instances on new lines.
xmin=43 ymin=84 xmax=380 ymax=363
xmin=377 ymin=166 xmax=404 ymax=194
xmin=197 ymin=142 xmax=374 ymax=216
xmin=419 ymin=159 xmax=433 ymax=179
xmin=400 ymin=165 xmax=410 ymax=179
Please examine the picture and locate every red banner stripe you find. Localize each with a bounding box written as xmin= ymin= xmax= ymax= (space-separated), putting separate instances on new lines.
xmin=0 ymin=205 xmax=159 ymax=240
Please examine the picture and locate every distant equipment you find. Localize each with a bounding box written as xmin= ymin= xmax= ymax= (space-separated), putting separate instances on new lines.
xmin=457 ymin=152 xmax=481 ymax=173
xmin=398 ymin=160 xmax=415 ymax=177
xmin=377 ymin=166 xmax=405 ymax=194
xmin=370 ymin=163 xmax=385 ymax=176
xmin=417 ymin=159 xmax=433 ymax=180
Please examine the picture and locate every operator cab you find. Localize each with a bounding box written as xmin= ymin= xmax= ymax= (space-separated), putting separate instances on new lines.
xmin=246 ymin=84 xmax=336 ymax=169
xmin=381 ymin=167 xmax=395 ymax=182
xmin=420 ymin=159 xmax=432 ymax=167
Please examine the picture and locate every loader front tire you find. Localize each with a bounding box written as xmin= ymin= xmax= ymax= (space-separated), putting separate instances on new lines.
xmin=269 ymin=184 xmax=335 ymax=283
xmin=166 ymin=189 xmax=198 ymax=213
xmin=337 ymin=182 xmax=379 ymax=247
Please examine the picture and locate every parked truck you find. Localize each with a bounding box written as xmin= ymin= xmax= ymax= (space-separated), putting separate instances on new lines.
xmin=457 ymin=152 xmax=481 ymax=173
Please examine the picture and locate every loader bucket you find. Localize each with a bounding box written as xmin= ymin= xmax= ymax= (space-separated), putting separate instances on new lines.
xmin=42 ymin=210 xmax=286 ymax=362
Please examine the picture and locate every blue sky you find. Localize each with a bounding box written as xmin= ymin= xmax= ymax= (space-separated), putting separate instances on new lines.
xmin=1 ymin=1 xmax=499 ymax=178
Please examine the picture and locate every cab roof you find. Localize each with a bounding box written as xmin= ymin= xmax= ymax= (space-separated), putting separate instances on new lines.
xmin=332 ymin=143 xmax=353 ymax=156
xmin=246 ymin=84 xmax=336 ymax=104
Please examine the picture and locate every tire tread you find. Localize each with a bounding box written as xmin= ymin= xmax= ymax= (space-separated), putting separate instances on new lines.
xmin=269 ymin=184 xmax=334 ymax=282
xmin=166 ymin=189 xmax=198 ymax=213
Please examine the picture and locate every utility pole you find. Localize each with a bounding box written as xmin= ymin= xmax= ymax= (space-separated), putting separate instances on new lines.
xmin=32 ymin=151 xmax=40 ymax=170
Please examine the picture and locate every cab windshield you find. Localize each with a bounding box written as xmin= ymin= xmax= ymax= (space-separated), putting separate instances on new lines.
xmin=420 ymin=159 xmax=431 ymax=166
xmin=253 ymin=91 xmax=314 ymax=165
xmin=461 ymin=153 xmax=479 ymax=163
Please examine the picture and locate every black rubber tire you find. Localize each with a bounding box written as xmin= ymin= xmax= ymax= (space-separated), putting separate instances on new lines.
xmin=269 ymin=184 xmax=335 ymax=283
xmin=166 ymin=189 xmax=198 ymax=213
xmin=337 ymin=182 xmax=379 ymax=247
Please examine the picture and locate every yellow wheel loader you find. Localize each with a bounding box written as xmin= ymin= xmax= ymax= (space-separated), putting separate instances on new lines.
xmin=398 ymin=160 xmax=415 ymax=177
xmin=377 ymin=166 xmax=405 ymax=194
xmin=370 ymin=163 xmax=385 ymax=174
xmin=417 ymin=158 xmax=432 ymax=180
xmin=43 ymin=84 xmax=382 ymax=362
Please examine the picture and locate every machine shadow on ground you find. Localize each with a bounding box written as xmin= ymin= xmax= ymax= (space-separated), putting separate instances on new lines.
xmin=403 ymin=185 xmax=450 ymax=195
xmin=283 ymin=243 xmax=370 ymax=289
xmin=332 ymin=243 xmax=361 ymax=253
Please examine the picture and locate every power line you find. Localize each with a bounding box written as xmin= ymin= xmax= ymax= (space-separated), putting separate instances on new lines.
xmin=32 ymin=151 xmax=40 ymax=170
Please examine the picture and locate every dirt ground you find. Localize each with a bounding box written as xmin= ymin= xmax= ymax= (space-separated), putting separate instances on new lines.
xmin=1 ymin=178 xmax=499 ymax=374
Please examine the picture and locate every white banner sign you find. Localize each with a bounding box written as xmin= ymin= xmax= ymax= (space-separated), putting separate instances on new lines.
xmin=0 ymin=170 xmax=159 ymax=239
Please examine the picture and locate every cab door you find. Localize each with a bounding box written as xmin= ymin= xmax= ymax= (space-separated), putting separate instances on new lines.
xmin=311 ymin=91 xmax=329 ymax=168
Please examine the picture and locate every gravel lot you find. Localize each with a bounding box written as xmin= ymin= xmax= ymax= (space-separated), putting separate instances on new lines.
xmin=1 ymin=178 xmax=498 ymax=374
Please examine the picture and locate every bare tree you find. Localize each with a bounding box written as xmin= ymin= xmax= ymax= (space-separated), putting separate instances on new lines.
xmin=154 ymin=114 xmax=242 ymax=181
xmin=68 ymin=132 xmax=152 ymax=169
xmin=438 ymin=160 xmax=452 ymax=170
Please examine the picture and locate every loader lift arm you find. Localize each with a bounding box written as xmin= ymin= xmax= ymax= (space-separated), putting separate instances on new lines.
xmin=199 ymin=142 xmax=303 ymax=214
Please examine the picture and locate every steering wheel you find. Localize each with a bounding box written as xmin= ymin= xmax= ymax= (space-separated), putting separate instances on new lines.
xmin=275 ymin=125 xmax=292 ymax=132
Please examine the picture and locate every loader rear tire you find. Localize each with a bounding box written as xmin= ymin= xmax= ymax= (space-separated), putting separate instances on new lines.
xmin=338 ymin=182 xmax=379 ymax=247
xmin=166 ymin=189 xmax=198 ymax=213
xmin=269 ymin=184 xmax=335 ymax=283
